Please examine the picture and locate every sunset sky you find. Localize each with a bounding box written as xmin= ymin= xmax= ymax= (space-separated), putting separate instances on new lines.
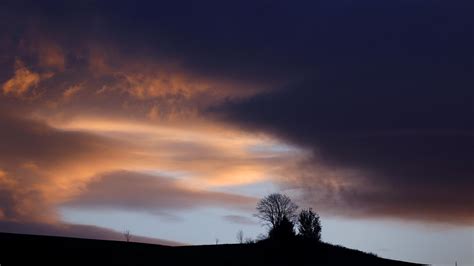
xmin=0 ymin=1 xmax=472 ymax=265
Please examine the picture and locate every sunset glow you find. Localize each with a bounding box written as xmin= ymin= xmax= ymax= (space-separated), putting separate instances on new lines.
xmin=0 ymin=1 xmax=472 ymax=265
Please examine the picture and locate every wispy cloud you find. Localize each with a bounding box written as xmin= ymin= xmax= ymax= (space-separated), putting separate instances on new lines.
xmin=222 ymin=215 xmax=257 ymax=225
xmin=63 ymin=171 xmax=258 ymax=213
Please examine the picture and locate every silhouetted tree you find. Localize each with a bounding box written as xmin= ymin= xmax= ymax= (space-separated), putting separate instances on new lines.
xmin=236 ymin=229 xmax=244 ymax=244
xmin=268 ymin=215 xmax=296 ymax=242
xmin=255 ymin=193 xmax=298 ymax=227
xmin=297 ymin=208 xmax=321 ymax=242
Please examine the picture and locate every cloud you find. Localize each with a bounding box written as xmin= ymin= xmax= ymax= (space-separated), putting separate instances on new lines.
xmin=37 ymin=40 xmax=65 ymax=71
xmin=123 ymin=71 xmax=209 ymax=100
xmin=208 ymin=1 xmax=474 ymax=225
xmin=0 ymin=0 xmax=292 ymax=97
xmin=0 ymin=108 xmax=298 ymax=225
xmin=0 ymin=112 xmax=134 ymax=222
xmin=62 ymin=84 xmax=82 ymax=102
xmin=216 ymin=76 xmax=474 ymax=225
xmin=222 ymin=215 xmax=257 ymax=225
xmin=47 ymin=116 xmax=300 ymax=187
xmin=0 ymin=0 xmax=472 ymax=233
xmin=2 ymin=60 xmax=41 ymax=97
xmin=63 ymin=171 xmax=257 ymax=213
xmin=0 ymin=220 xmax=182 ymax=246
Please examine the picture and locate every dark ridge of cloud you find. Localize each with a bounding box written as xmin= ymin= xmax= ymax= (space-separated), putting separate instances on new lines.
xmin=0 ymin=221 xmax=183 ymax=246
xmin=0 ymin=0 xmax=300 ymax=87
xmin=1 ymin=0 xmax=472 ymax=121
xmin=210 ymin=1 xmax=474 ymax=224
xmin=215 ymin=78 xmax=474 ymax=224
xmin=63 ymin=170 xmax=257 ymax=213
xmin=5 ymin=0 xmax=471 ymax=88
xmin=222 ymin=215 xmax=257 ymax=225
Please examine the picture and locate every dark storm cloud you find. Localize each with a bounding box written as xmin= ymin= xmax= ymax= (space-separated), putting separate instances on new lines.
xmin=217 ymin=79 xmax=473 ymax=224
xmin=1 ymin=0 xmax=473 ymax=224
xmin=3 ymin=1 xmax=471 ymax=96
xmin=210 ymin=1 xmax=474 ymax=223
xmin=0 ymin=0 xmax=315 ymax=85
xmin=10 ymin=0 xmax=465 ymax=85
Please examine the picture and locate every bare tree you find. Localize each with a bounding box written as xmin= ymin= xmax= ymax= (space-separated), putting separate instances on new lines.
xmin=255 ymin=193 xmax=298 ymax=227
xmin=215 ymin=238 xmax=219 ymax=245
xmin=236 ymin=229 xmax=244 ymax=244
xmin=124 ymin=230 xmax=132 ymax=242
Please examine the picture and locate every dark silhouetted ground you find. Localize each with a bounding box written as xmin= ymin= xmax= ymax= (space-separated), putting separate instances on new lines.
xmin=0 ymin=232 xmax=424 ymax=265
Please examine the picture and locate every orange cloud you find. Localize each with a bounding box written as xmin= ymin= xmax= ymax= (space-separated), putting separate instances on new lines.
xmin=63 ymin=170 xmax=257 ymax=212
xmin=62 ymin=84 xmax=82 ymax=102
xmin=2 ymin=60 xmax=41 ymax=97
xmin=0 ymin=36 xmax=295 ymax=227
xmin=0 ymin=112 xmax=150 ymax=222
xmin=0 ymin=110 xmax=303 ymax=225
xmin=124 ymin=71 xmax=209 ymax=99
xmin=81 ymin=46 xmax=264 ymax=104
xmin=46 ymin=115 xmax=302 ymax=186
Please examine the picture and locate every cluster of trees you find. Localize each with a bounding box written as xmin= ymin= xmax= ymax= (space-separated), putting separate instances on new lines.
xmin=124 ymin=193 xmax=319 ymax=245
xmin=254 ymin=193 xmax=321 ymax=243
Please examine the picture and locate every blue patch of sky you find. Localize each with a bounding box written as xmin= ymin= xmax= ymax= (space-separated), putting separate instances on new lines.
xmin=60 ymin=206 xmax=264 ymax=245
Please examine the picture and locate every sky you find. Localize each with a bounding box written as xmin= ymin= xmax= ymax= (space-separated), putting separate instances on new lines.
xmin=0 ymin=0 xmax=473 ymax=265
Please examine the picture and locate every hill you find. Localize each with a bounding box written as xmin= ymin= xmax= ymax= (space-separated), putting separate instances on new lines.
xmin=0 ymin=232 xmax=424 ymax=265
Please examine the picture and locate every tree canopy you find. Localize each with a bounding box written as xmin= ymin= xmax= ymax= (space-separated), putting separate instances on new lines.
xmin=255 ymin=193 xmax=298 ymax=227
xmin=268 ymin=216 xmax=296 ymax=241
xmin=298 ymin=208 xmax=322 ymax=242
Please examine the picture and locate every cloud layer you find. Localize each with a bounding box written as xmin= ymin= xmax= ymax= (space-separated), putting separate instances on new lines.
xmin=0 ymin=110 xmax=294 ymax=222
xmin=0 ymin=0 xmax=472 ymax=239
xmin=63 ymin=170 xmax=257 ymax=213
xmin=214 ymin=2 xmax=474 ymax=224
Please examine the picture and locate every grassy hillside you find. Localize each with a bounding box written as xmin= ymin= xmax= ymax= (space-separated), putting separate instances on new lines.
xmin=0 ymin=232 xmax=424 ymax=265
